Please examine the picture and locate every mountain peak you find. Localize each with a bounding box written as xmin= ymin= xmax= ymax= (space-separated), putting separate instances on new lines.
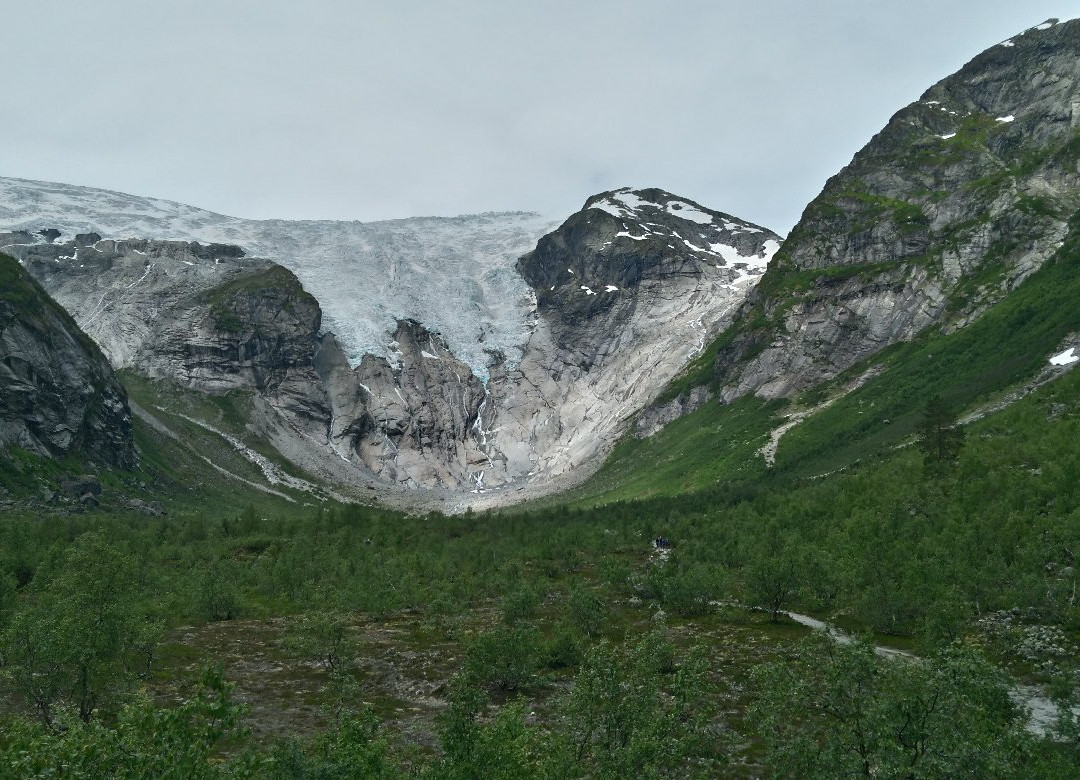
xmin=584 ymin=187 xmax=770 ymax=235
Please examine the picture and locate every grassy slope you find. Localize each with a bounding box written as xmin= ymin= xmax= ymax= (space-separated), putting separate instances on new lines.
xmin=556 ymin=208 xmax=1080 ymax=507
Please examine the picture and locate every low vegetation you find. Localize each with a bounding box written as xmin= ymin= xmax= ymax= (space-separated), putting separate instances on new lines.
xmin=3 ymin=335 xmax=1080 ymax=774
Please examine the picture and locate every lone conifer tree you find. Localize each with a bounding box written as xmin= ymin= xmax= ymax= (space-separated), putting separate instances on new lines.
xmin=917 ymin=395 xmax=964 ymax=468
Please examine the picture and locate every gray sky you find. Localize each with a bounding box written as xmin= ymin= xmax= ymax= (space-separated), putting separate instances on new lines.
xmin=3 ymin=1 xmax=1079 ymax=234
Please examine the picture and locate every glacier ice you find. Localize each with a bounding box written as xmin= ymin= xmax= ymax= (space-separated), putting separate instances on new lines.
xmin=0 ymin=176 xmax=559 ymax=379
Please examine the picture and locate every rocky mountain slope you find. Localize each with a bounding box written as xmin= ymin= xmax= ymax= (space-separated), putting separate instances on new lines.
xmin=0 ymin=252 xmax=133 ymax=468
xmin=707 ymin=17 xmax=1080 ymax=402
xmin=484 ymin=189 xmax=777 ymax=499
xmin=1 ymin=186 xmax=778 ymax=507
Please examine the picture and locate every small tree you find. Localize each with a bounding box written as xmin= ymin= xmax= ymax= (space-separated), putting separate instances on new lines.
xmin=1 ymin=533 xmax=156 ymax=726
xmin=196 ymin=558 xmax=242 ymax=622
xmin=0 ymin=571 xmax=15 ymax=664
xmin=746 ymin=547 xmax=800 ymax=622
xmin=284 ymin=610 xmax=355 ymax=674
xmin=464 ymin=624 xmax=542 ymax=693
xmin=500 ymin=581 xmax=543 ymax=625
xmin=0 ymin=667 xmax=249 ymax=777
xmin=435 ymin=676 xmax=555 ymax=778
xmin=917 ymin=395 xmax=965 ymax=469
xmin=567 ymin=585 xmax=608 ymax=637
xmin=561 ymin=630 xmax=716 ymax=776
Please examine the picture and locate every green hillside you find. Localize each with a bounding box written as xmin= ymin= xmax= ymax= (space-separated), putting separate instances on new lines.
xmin=555 ymin=207 xmax=1080 ymax=509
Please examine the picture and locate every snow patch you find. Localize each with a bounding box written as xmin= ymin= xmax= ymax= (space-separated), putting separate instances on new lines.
xmin=611 ymin=190 xmax=652 ymax=212
xmin=580 ymin=285 xmax=596 ymax=295
xmin=708 ymin=238 xmax=779 ymax=273
xmin=665 ymin=200 xmax=713 ymax=224
xmin=1050 ymin=347 xmax=1079 ymax=366
xmin=1000 ymin=39 xmax=1015 ymax=47
xmin=604 ymin=284 xmax=619 ymax=293
xmin=588 ymin=201 xmax=624 ymax=218
xmin=761 ymin=239 xmax=781 ymax=262
xmin=588 ymin=189 xmax=653 ymax=219
xmin=996 ymin=114 xmax=1015 ymax=123
xmin=939 ymin=133 xmax=957 ymax=140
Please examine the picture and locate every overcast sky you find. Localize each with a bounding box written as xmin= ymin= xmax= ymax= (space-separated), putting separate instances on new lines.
xmin=3 ymin=1 xmax=1079 ymax=234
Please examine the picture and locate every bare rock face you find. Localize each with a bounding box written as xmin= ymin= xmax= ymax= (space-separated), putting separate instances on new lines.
xmin=714 ymin=18 xmax=1080 ymax=402
xmin=315 ymin=321 xmax=490 ymax=489
xmin=479 ymin=188 xmax=780 ymax=497
xmin=634 ymin=387 xmax=712 ymax=439
xmin=7 ymin=234 xmax=334 ymax=450
xmin=0 ymin=252 xmax=133 ymax=467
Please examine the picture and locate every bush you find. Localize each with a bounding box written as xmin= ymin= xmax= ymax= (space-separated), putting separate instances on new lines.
xmin=283 ymin=610 xmax=355 ymax=673
xmin=436 ymin=676 xmax=560 ymax=778
xmin=197 ymin=559 xmax=242 ymax=622
xmin=267 ymin=706 xmax=399 ymax=779
xmin=568 ymin=585 xmax=608 ymax=637
xmin=464 ymin=624 xmax=542 ymax=692
xmin=0 ymin=667 xmax=247 ymax=777
xmin=500 ymin=581 xmax=543 ymax=625
xmin=542 ymin=623 xmax=585 ymax=669
xmin=561 ymin=630 xmax=715 ymax=776
xmin=658 ymin=562 xmax=722 ymax=617
xmin=749 ymin=636 xmax=1034 ymax=779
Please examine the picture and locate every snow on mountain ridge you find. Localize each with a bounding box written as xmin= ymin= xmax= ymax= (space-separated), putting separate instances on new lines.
xmin=0 ymin=176 xmax=559 ymax=379
xmin=583 ymin=187 xmax=779 ymax=286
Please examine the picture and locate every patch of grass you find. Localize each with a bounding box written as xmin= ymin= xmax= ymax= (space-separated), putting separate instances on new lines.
xmin=203 ymin=265 xmax=309 ymax=333
xmin=0 ymin=253 xmax=38 ymax=306
xmin=554 ymin=394 xmax=784 ymax=508
xmin=122 ymin=371 xmax=254 ymax=433
xmin=832 ymin=188 xmax=928 ymax=233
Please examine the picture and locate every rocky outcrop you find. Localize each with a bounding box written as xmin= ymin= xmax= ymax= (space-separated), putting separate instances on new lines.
xmin=314 ymin=321 xmax=491 ymax=489
xmin=136 ymin=261 xmax=330 ymax=434
xmin=714 ymin=18 xmax=1080 ymax=401
xmin=2 ymin=234 xmax=490 ymax=493
xmin=0 ymin=252 xmax=133 ymax=467
xmin=634 ymin=387 xmax=712 ymax=439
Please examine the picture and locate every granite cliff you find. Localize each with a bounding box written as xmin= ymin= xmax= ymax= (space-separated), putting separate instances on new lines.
xmin=0 ymin=252 xmax=133 ymax=468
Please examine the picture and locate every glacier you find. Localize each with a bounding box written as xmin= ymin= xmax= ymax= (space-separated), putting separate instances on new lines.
xmin=0 ymin=176 xmax=559 ymax=379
